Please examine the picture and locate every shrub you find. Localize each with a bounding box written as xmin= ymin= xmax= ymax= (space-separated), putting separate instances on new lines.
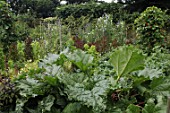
xmin=0 ymin=1 xmax=27 ymax=54
xmin=55 ymin=2 xmax=122 ymax=22
xmin=0 ymin=1 xmax=15 ymax=52
xmin=134 ymin=6 xmax=168 ymax=51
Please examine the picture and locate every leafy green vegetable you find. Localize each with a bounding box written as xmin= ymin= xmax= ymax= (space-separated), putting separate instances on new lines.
xmin=61 ymin=73 xmax=111 ymax=112
xmin=11 ymin=45 xmax=170 ymax=113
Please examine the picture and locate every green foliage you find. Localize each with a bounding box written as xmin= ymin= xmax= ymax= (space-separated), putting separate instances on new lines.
xmin=55 ymin=2 xmax=122 ymax=21
xmin=82 ymin=14 xmax=117 ymax=42
xmin=0 ymin=47 xmax=5 ymax=71
xmin=70 ymin=14 xmax=127 ymax=53
xmin=2 ymin=1 xmax=170 ymax=112
xmin=86 ymin=45 xmax=99 ymax=56
xmin=0 ymin=1 xmax=28 ymax=56
xmin=63 ymin=15 xmax=90 ymax=34
xmin=1 ymin=45 xmax=170 ymax=113
xmin=26 ymin=95 xmax=56 ymax=113
xmin=142 ymin=97 xmax=166 ymax=113
xmin=13 ymin=20 xmax=30 ymax=40
xmin=0 ymin=1 xmax=15 ymax=52
xmin=138 ymin=67 xmax=162 ymax=79
xmin=15 ymin=70 xmax=66 ymax=113
xmin=125 ymin=96 xmax=167 ymax=113
xmin=31 ymin=41 xmax=41 ymax=60
xmin=9 ymin=0 xmax=60 ymax=18
xmin=16 ymin=12 xmax=38 ymax=28
xmin=13 ymin=49 xmax=110 ymax=112
xmin=9 ymin=46 xmax=170 ymax=113
xmin=63 ymin=102 xmax=94 ymax=113
xmin=150 ymin=76 xmax=170 ymax=96
xmin=66 ymin=0 xmax=91 ymax=4
xmin=145 ymin=46 xmax=170 ymax=75
xmin=17 ymin=41 xmax=25 ymax=62
xmin=134 ymin=6 xmax=167 ymax=51
xmin=30 ymin=20 xmax=69 ymax=54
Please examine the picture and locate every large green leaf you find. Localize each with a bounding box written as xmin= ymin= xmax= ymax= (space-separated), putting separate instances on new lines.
xmin=58 ymin=72 xmax=87 ymax=86
xmin=142 ymin=97 xmax=166 ymax=113
xmin=109 ymin=46 xmax=145 ymax=81
xmin=150 ymin=77 xmax=170 ymax=96
xmin=40 ymin=95 xmax=55 ymax=111
xmin=67 ymin=49 xmax=94 ymax=72
xmin=62 ymin=73 xmax=111 ymax=112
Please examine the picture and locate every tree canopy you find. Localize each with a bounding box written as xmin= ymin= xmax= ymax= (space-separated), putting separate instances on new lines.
xmin=9 ymin=0 xmax=60 ymax=18
xmin=7 ymin=0 xmax=170 ymax=18
xmin=120 ymin=0 xmax=170 ymax=13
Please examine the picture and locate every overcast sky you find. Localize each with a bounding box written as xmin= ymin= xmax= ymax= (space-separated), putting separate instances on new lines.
xmin=60 ymin=0 xmax=115 ymax=4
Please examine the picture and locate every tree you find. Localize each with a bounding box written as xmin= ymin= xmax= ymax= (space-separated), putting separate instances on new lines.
xmin=120 ymin=0 xmax=170 ymax=13
xmin=9 ymin=0 xmax=60 ymax=18
xmin=65 ymin=0 xmax=97 ymax=4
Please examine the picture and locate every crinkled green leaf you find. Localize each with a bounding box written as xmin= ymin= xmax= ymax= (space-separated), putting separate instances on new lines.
xmin=150 ymin=77 xmax=170 ymax=96
xmin=44 ymin=65 xmax=62 ymax=76
xmin=39 ymin=53 xmax=59 ymax=67
xmin=40 ymin=95 xmax=55 ymax=111
xmin=142 ymin=99 xmax=156 ymax=113
xmin=15 ymin=98 xmax=28 ymax=113
xmin=59 ymin=73 xmax=87 ymax=86
xmin=138 ymin=67 xmax=163 ymax=79
xmin=16 ymin=78 xmax=50 ymax=97
xmin=62 ymin=74 xmax=111 ymax=112
xmin=142 ymin=97 xmax=166 ymax=113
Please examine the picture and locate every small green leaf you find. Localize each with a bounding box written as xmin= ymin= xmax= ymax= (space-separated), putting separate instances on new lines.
xmin=126 ymin=104 xmax=140 ymax=113
xmin=62 ymin=102 xmax=82 ymax=113
xmin=142 ymin=99 xmax=155 ymax=113
xmin=44 ymin=76 xmax=59 ymax=86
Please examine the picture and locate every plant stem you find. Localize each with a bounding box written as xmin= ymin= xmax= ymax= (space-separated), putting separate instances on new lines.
xmin=116 ymin=75 xmax=121 ymax=83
